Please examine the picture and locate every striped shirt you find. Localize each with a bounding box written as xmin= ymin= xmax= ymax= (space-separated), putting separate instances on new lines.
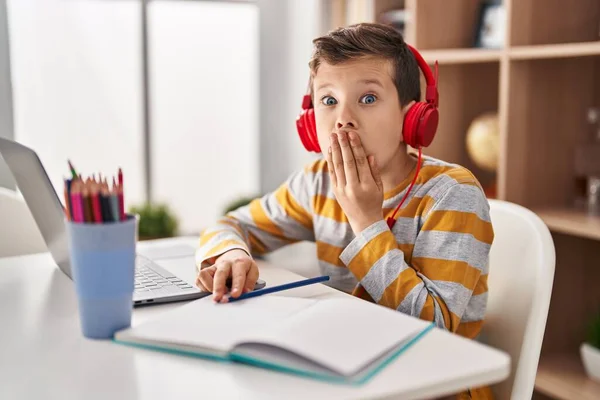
xmin=196 ymin=155 xmax=494 ymax=340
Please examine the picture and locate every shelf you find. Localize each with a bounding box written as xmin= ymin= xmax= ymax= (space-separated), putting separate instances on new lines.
xmin=509 ymin=41 xmax=600 ymax=61
xmin=535 ymin=353 xmax=600 ymax=400
xmin=420 ymin=42 xmax=600 ymax=65
xmin=420 ymin=48 xmax=502 ymax=65
xmin=534 ymin=207 xmax=600 ymax=241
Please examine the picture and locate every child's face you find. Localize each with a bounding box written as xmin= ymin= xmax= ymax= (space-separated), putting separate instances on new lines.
xmin=312 ymin=57 xmax=412 ymax=169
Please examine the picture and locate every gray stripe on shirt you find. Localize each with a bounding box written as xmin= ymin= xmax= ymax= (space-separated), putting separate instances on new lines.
xmin=412 ymin=230 xmax=491 ymax=273
xmin=360 ymin=248 xmax=409 ymax=302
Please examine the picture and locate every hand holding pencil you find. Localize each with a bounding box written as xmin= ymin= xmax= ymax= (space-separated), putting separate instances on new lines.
xmin=64 ymin=161 xmax=126 ymax=224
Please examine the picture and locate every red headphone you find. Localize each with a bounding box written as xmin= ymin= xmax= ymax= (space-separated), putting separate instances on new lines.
xmin=296 ymin=44 xmax=439 ymax=152
xmin=295 ymin=44 xmax=440 ymax=229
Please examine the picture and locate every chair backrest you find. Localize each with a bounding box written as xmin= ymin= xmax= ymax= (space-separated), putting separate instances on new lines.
xmin=0 ymin=187 xmax=47 ymax=258
xmin=482 ymin=200 xmax=556 ymax=399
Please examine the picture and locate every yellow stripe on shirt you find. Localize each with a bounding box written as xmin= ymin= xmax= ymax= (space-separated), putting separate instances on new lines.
xmin=316 ymin=241 xmax=346 ymax=267
xmin=249 ymin=199 xmax=285 ymax=238
xmin=274 ymin=184 xmax=313 ymax=230
xmin=473 ymin=275 xmax=488 ymax=296
xmin=204 ymin=239 xmax=248 ymax=259
xmin=313 ymin=195 xmax=349 ymax=223
xmin=412 ymin=258 xmax=482 ymax=290
xmin=423 ymin=210 xmax=494 ymax=244
xmin=379 ymin=269 xmax=422 ymax=310
xmin=346 ymin=230 xmax=398 ymax=280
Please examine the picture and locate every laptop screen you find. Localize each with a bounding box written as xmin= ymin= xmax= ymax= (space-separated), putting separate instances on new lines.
xmin=0 ymin=137 xmax=72 ymax=278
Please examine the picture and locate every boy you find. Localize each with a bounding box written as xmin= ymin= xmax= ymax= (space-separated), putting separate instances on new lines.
xmin=196 ymin=23 xmax=494 ymax=399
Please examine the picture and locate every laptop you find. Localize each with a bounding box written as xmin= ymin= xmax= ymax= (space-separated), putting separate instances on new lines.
xmin=0 ymin=137 xmax=264 ymax=306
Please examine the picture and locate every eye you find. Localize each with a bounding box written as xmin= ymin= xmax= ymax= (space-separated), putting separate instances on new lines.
xmin=321 ymin=96 xmax=337 ymax=106
xmin=360 ymin=94 xmax=377 ymax=104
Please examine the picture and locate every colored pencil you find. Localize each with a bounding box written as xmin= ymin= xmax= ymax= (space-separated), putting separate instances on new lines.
xmin=69 ymin=180 xmax=77 ymax=222
xmin=103 ymin=179 xmax=113 ymax=222
xmin=64 ymin=179 xmax=72 ymax=221
xmin=90 ymin=180 xmax=103 ymax=224
xmin=118 ymin=168 xmax=125 ymax=221
xmin=110 ymin=178 xmax=120 ymax=222
xmin=226 ymin=275 xmax=330 ymax=303
xmin=82 ymin=180 xmax=93 ymax=223
xmin=70 ymin=180 xmax=84 ymax=223
xmin=100 ymin=181 xmax=109 ymax=223
xmin=67 ymin=160 xmax=78 ymax=180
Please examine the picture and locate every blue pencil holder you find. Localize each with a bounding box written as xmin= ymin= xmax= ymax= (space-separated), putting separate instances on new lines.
xmin=66 ymin=215 xmax=137 ymax=339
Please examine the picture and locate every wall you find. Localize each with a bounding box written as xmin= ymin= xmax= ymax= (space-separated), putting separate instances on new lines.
xmin=257 ymin=0 xmax=324 ymax=276
xmin=0 ymin=0 xmax=14 ymax=190
xmin=147 ymin=1 xmax=259 ymax=234
xmin=257 ymin=0 xmax=322 ymax=193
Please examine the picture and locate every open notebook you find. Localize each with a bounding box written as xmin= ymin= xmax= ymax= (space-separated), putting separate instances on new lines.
xmin=114 ymin=295 xmax=434 ymax=384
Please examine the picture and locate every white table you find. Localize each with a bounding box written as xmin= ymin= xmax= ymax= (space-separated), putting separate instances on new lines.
xmin=0 ymin=237 xmax=510 ymax=400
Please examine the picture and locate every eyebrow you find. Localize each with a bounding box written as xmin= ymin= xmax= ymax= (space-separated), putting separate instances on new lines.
xmin=315 ymin=83 xmax=332 ymax=92
xmin=359 ymin=79 xmax=384 ymax=88
xmin=315 ymin=79 xmax=384 ymax=93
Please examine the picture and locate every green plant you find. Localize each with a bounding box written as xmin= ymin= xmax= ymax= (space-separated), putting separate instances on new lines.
xmin=222 ymin=195 xmax=259 ymax=215
xmin=129 ymin=203 xmax=179 ymax=239
xmin=587 ymin=312 xmax=600 ymax=349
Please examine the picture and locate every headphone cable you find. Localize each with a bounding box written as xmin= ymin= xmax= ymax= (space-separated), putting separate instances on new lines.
xmin=386 ymin=147 xmax=423 ymax=230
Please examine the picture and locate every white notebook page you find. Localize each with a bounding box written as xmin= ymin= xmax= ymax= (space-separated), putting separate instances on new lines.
xmin=237 ymin=298 xmax=430 ymax=376
xmin=116 ymin=296 xmax=317 ymax=353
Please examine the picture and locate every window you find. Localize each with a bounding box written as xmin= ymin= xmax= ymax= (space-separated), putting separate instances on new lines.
xmin=7 ymin=0 xmax=259 ymax=234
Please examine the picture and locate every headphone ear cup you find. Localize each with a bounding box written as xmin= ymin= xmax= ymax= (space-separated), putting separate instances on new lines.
xmin=403 ymin=102 xmax=425 ymax=148
xmin=296 ymin=108 xmax=321 ymax=153
xmin=417 ymin=106 xmax=438 ymax=148
xmin=402 ymin=102 xmax=438 ymax=148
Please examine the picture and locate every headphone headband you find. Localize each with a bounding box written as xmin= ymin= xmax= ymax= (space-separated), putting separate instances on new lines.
xmin=405 ymin=44 xmax=439 ymax=107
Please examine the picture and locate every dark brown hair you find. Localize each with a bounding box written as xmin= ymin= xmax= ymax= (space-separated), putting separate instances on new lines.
xmin=308 ymin=23 xmax=421 ymax=106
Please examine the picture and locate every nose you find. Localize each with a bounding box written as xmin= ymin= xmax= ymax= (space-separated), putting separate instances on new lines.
xmin=335 ymin=104 xmax=357 ymax=130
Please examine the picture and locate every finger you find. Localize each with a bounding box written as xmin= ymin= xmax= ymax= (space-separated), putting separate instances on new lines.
xmin=196 ymin=266 xmax=217 ymax=292
xmin=244 ymin=262 xmax=259 ymax=293
xmin=212 ymin=261 xmax=232 ymax=302
xmin=337 ymin=131 xmax=358 ymax=184
xmin=229 ymin=260 xmax=249 ymax=298
xmin=369 ymin=155 xmax=383 ymax=192
xmin=326 ymin=145 xmax=337 ymax=187
xmin=348 ymin=131 xmax=369 ymax=183
xmin=330 ymin=133 xmax=346 ymax=187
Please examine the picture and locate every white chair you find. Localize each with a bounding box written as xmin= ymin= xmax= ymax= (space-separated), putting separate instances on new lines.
xmin=482 ymin=199 xmax=556 ymax=399
xmin=0 ymin=187 xmax=47 ymax=258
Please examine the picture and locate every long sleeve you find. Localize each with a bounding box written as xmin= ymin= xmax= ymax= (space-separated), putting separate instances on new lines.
xmin=195 ymin=167 xmax=316 ymax=270
xmin=339 ymin=181 xmax=493 ymax=338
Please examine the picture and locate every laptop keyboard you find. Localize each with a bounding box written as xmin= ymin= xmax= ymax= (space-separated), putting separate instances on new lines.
xmin=134 ymin=256 xmax=194 ymax=294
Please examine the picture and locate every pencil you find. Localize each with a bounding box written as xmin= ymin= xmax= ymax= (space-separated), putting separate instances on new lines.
xmin=69 ymin=180 xmax=77 ymax=222
xmin=67 ymin=160 xmax=78 ymax=180
xmin=90 ymin=180 xmax=103 ymax=224
xmin=63 ymin=179 xmax=72 ymax=221
xmin=99 ymin=180 xmax=109 ymax=223
xmin=70 ymin=180 xmax=84 ymax=223
xmin=118 ymin=168 xmax=125 ymax=221
xmin=82 ymin=180 xmax=93 ymax=223
xmin=66 ymin=179 xmax=73 ymax=219
xmin=225 ymin=275 xmax=330 ymax=303
xmin=95 ymin=178 xmax=101 ymax=222
xmin=103 ymin=179 xmax=113 ymax=222
xmin=76 ymin=181 xmax=85 ymax=223
xmin=111 ymin=177 xmax=120 ymax=222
